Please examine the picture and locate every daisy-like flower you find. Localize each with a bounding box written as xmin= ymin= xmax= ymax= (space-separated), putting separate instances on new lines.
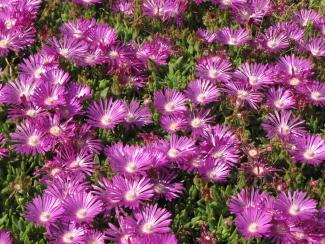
xmin=153 ymin=88 xmax=187 ymax=115
xmin=25 ymin=194 xmax=64 ymax=226
xmin=59 ymin=18 xmax=96 ymax=40
xmin=199 ymin=159 xmax=231 ymax=182
xmin=161 ymin=134 xmax=197 ymax=162
xmin=66 ymin=82 xmax=92 ymax=101
xmin=184 ymin=79 xmax=221 ymax=106
xmin=235 ymin=207 xmax=272 ymax=240
xmin=83 ymin=231 xmax=106 ymax=244
xmin=270 ymin=218 xmax=303 ymax=244
xmin=294 ymin=9 xmax=323 ymax=27
xmin=112 ymin=0 xmax=134 ymax=17
xmin=260 ymin=26 xmax=289 ymax=53
xmin=135 ymin=204 xmax=172 ymax=235
xmin=275 ymin=54 xmax=312 ymax=83
xmin=152 ymin=171 xmax=184 ymax=201
xmin=123 ymin=100 xmax=152 ymax=128
xmin=92 ymin=23 xmax=117 ymax=50
xmin=241 ymin=160 xmax=279 ymax=179
xmin=216 ymin=27 xmax=250 ymax=46
xmin=233 ymin=63 xmax=274 ymax=89
xmin=47 ymin=221 xmax=86 ymax=244
xmin=196 ymin=28 xmax=217 ymax=43
xmin=266 ymin=87 xmax=295 ymax=110
xmin=32 ymin=82 xmax=66 ymax=109
xmin=195 ymin=55 xmax=232 ymax=82
xmin=225 ymin=81 xmax=263 ymax=109
xmin=228 ymin=188 xmax=271 ymax=214
xmin=63 ymin=192 xmax=103 ymax=223
xmin=160 ymin=114 xmax=187 ymax=133
xmin=303 ymin=37 xmax=325 ymax=57
xmin=262 ymin=110 xmax=305 ymax=140
xmin=188 ymin=109 xmax=213 ymax=135
xmin=0 ymin=231 xmax=12 ymax=244
xmin=1 ymin=77 xmax=37 ymax=104
xmin=302 ymin=81 xmax=325 ymax=106
xmin=146 ymin=233 xmax=178 ymax=244
xmin=105 ymin=143 xmax=152 ymax=176
xmin=10 ymin=120 xmax=49 ymax=155
xmin=40 ymin=69 xmax=70 ymax=86
xmin=87 ymin=98 xmax=127 ymax=130
xmin=110 ymin=176 xmax=154 ymax=209
xmin=51 ymin=36 xmax=88 ymax=61
xmin=289 ymin=134 xmax=325 ymax=165
xmin=274 ymin=190 xmax=317 ymax=220
xmin=276 ymin=22 xmax=305 ymax=42
xmin=18 ymin=54 xmax=52 ymax=80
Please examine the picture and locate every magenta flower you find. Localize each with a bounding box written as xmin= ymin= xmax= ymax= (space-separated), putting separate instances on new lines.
xmin=63 ymin=192 xmax=103 ymax=223
xmin=134 ymin=204 xmax=172 ymax=235
xmin=146 ymin=233 xmax=178 ymax=244
xmin=123 ymin=100 xmax=152 ymax=128
xmin=87 ymin=98 xmax=127 ymax=130
xmin=66 ymin=82 xmax=92 ymax=101
xmin=112 ymin=0 xmax=134 ymax=16
xmin=266 ymin=87 xmax=296 ymax=110
xmin=216 ymin=27 xmax=250 ymax=46
xmin=10 ymin=120 xmax=50 ymax=155
xmin=302 ymin=81 xmax=325 ymax=106
xmin=303 ymin=37 xmax=325 ymax=57
xmin=105 ymin=143 xmax=152 ymax=176
xmin=199 ymin=159 xmax=231 ymax=182
xmin=152 ymin=171 xmax=184 ymax=201
xmin=184 ymin=79 xmax=221 ymax=106
xmin=83 ymin=231 xmax=106 ymax=244
xmin=32 ymin=82 xmax=66 ymax=109
xmin=260 ymin=26 xmax=289 ymax=53
xmin=160 ymin=114 xmax=187 ymax=133
xmin=110 ymin=176 xmax=154 ymax=209
xmin=225 ymin=81 xmax=263 ymax=109
xmin=275 ymin=191 xmax=317 ymax=220
xmin=235 ymin=207 xmax=272 ymax=240
xmin=294 ymin=9 xmax=323 ymax=27
xmin=262 ymin=110 xmax=305 ymax=140
xmin=289 ymin=134 xmax=325 ymax=165
xmin=154 ymin=88 xmax=187 ymax=115
xmin=47 ymin=221 xmax=86 ymax=244
xmin=276 ymin=22 xmax=305 ymax=42
xmin=196 ymin=28 xmax=217 ymax=43
xmin=50 ymin=36 xmax=88 ymax=61
xmin=25 ymin=194 xmax=64 ymax=226
xmin=233 ymin=63 xmax=274 ymax=89
xmin=0 ymin=231 xmax=12 ymax=244
xmin=195 ymin=55 xmax=232 ymax=82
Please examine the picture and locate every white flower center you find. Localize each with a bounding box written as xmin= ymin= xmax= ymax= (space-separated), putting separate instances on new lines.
xmin=197 ymin=93 xmax=206 ymax=103
xmin=228 ymin=37 xmax=237 ymax=45
xmin=248 ymin=149 xmax=258 ymax=157
xmin=311 ymin=91 xmax=321 ymax=101
xmin=253 ymin=166 xmax=265 ymax=176
xmin=142 ymin=223 xmax=154 ymax=234
xmin=76 ymin=208 xmax=87 ymax=219
xmin=28 ymin=135 xmax=39 ymax=147
xmin=213 ymin=151 xmax=223 ymax=159
xmin=267 ymin=40 xmax=278 ymax=49
xmin=154 ymin=183 xmax=166 ymax=194
xmin=125 ymin=113 xmax=134 ymax=123
xmin=237 ymin=90 xmax=248 ymax=99
xmin=39 ymin=211 xmax=50 ymax=222
xmin=34 ymin=67 xmax=44 ymax=79
xmin=274 ymin=99 xmax=284 ymax=109
xmin=50 ymin=126 xmax=61 ymax=136
xmin=109 ymin=50 xmax=119 ymax=58
xmin=51 ymin=168 xmax=61 ymax=176
xmin=249 ymin=75 xmax=259 ymax=85
xmin=191 ymin=118 xmax=202 ymax=128
xmin=124 ymin=190 xmax=137 ymax=201
xmin=44 ymin=97 xmax=55 ymax=106
xmin=248 ymin=223 xmax=259 ymax=233
xmin=59 ymin=48 xmax=70 ymax=58
xmin=303 ymin=149 xmax=314 ymax=160
xmin=169 ymin=122 xmax=179 ymax=132
xmin=0 ymin=39 xmax=9 ymax=48
xmin=289 ymin=78 xmax=300 ymax=86
xmin=26 ymin=109 xmax=37 ymax=117
xmin=125 ymin=162 xmax=137 ymax=173
xmin=279 ymin=123 xmax=290 ymax=135
xmin=208 ymin=68 xmax=219 ymax=79
xmin=167 ymin=148 xmax=179 ymax=158
xmin=310 ymin=48 xmax=319 ymax=56
xmin=101 ymin=115 xmax=111 ymax=126
xmin=164 ymin=102 xmax=175 ymax=112
xmin=62 ymin=232 xmax=74 ymax=243
xmin=289 ymin=204 xmax=300 ymax=216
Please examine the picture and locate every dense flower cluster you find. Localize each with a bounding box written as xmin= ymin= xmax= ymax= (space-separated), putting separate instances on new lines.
xmin=0 ymin=0 xmax=324 ymax=243
xmin=0 ymin=0 xmax=41 ymax=57
xmin=229 ymin=189 xmax=325 ymax=243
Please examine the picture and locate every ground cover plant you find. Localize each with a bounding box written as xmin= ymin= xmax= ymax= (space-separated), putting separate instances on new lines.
xmin=0 ymin=0 xmax=324 ymax=243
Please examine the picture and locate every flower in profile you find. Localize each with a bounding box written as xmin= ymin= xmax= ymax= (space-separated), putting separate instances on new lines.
xmin=105 ymin=143 xmax=152 ymax=176
xmin=87 ymin=98 xmax=127 ymax=130
xmin=92 ymin=23 xmax=117 ymax=49
xmin=216 ymin=27 xmax=250 ymax=46
xmin=274 ymin=190 xmax=317 ymax=220
xmin=10 ymin=120 xmax=49 ymax=155
xmin=225 ymin=81 xmax=263 ymax=109
xmin=154 ymin=88 xmax=187 ymax=115
xmin=196 ymin=28 xmax=217 ymax=43
xmin=233 ymin=63 xmax=274 ymax=90
xmin=184 ymin=79 xmax=221 ymax=106
xmin=196 ymin=55 xmax=232 ymax=82
xmin=228 ymin=188 xmax=271 ymax=214
xmin=25 ymin=194 xmax=64 ymax=226
xmin=0 ymin=231 xmax=12 ymax=244
xmin=235 ymin=207 xmax=272 ymax=240
xmin=294 ymin=9 xmax=323 ymax=27
xmin=266 ymin=87 xmax=295 ymax=110
xmin=303 ymin=37 xmax=325 ymax=57
xmin=270 ymin=218 xmax=303 ymax=244
xmin=161 ymin=134 xmax=197 ymax=162
xmin=262 ymin=110 xmax=305 ymax=140
xmin=110 ymin=176 xmax=154 ymax=209
xmin=47 ymin=221 xmax=86 ymax=243
xmin=152 ymin=171 xmax=184 ymax=201
xmin=112 ymin=0 xmax=134 ymax=17
xmin=134 ymin=204 xmax=172 ymax=235
xmin=123 ymin=100 xmax=152 ymax=128
xmin=241 ymin=160 xmax=279 ymax=179
xmin=289 ymin=134 xmax=325 ymax=165
xmin=160 ymin=114 xmax=187 ymax=133
xmin=199 ymin=159 xmax=231 ymax=182
xmin=63 ymin=192 xmax=103 ymax=223
xmin=66 ymin=82 xmax=92 ymax=101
